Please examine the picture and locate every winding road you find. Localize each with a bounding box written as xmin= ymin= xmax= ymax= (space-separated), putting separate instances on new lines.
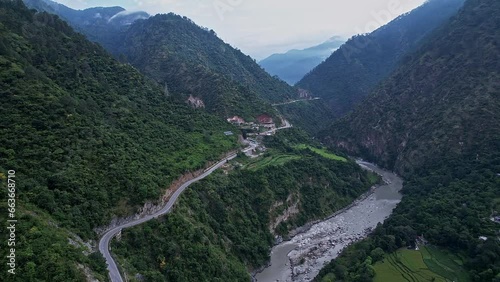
xmin=99 ymin=120 xmax=292 ymax=282
xmin=99 ymin=153 xmax=238 ymax=282
xmin=272 ymin=97 xmax=321 ymax=106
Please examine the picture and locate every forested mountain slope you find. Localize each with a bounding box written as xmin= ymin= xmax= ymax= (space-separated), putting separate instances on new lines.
xmin=321 ymin=0 xmax=499 ymax=175
xmin=112 ymin=13 xmax=294 ymax=119
xmin=316 ymin=0 xmax=500 ymax=280
xmin=0 ymin=1 xmax=236 ymax=280
xmin=297 ymin=0 xmax=465 ymax=118
xmin=24 ymin=0 xmax=295 ymax=120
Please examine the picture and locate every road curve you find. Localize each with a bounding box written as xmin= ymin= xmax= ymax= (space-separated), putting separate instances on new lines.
xmin=99 ymin=153 xmax=238 ymax=282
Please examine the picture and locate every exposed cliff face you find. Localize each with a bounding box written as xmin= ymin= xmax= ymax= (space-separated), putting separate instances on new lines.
xmin=269 ymin=194 xmax=300 ymax=234
xmin=187 ymin=95 xmax=205 ymax=109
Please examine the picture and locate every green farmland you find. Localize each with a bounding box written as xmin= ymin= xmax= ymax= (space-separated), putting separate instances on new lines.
xmin=243 ymin=153 xmax=302 ymax=171
xmin=373 ymin=246 xmax=470 ymax=282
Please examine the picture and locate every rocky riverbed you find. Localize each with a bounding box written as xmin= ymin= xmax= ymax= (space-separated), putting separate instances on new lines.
xmin=254 ymin=161 xmax=403 ymax=282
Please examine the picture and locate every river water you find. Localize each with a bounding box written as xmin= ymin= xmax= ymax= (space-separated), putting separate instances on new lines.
xmin=254 ymin=161 xmax=403 ymax=282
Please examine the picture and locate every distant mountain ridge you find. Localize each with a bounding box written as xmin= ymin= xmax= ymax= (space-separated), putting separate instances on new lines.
xmin=23 ymin=0 xmax=150 ymax=55
xmin=259 ymin=36 xmax=345 ymax=85
xmin=297 ymin=0 xmax=465 ymax=118
xmin=23 ymin=0 xmax=149 ymax=27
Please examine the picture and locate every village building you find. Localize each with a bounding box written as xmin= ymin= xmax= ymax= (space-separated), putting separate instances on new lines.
xmin=227 ymin=116 xmax=245 ymax=125
xmin=256 ymin=114 xmax=274 ymax=124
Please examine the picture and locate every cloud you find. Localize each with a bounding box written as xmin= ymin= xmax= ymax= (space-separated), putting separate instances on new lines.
xmin=108 ymin=10 xmax=150 ymax=23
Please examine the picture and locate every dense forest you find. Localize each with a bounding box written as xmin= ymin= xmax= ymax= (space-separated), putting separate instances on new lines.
xmin=111 ymin=129 xmax=379 ymax=281
xmin=297 ymin=0 xmax=464 ymax=119
xmin=316 ymin=0 xmax=500 ymax=280
xmin=24 ymin=0 xmax=298 ymax=119
xmin=0 ymin=1 xmax=238 ymax=280
xmin=274 ymin=100 xmax=335 ymax=135
xmin=117 ymin=13 xmax=297 ymax=104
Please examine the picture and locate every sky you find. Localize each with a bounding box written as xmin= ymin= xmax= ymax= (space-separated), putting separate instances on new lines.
xmin=56 ymin=0 xmax=427 ymax=59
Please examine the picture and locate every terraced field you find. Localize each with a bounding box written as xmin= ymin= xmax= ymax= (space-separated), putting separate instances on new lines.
xmin=421 ymin=246 xmax=470 ymax=282
xmin=373 ymin=246 xmax=470 ymax=282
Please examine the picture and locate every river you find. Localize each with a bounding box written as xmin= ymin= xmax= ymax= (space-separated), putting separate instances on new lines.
xmin=254 ymin=160 xmax=403 ymax=282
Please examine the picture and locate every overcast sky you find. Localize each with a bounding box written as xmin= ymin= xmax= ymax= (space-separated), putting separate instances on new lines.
xmin=56 ymin=0 xmax=427 ymax=59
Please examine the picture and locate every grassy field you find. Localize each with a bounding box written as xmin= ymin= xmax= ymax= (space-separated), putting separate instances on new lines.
xmin=373 ymin=246 xmax=469 ymax=282
xmin=294 ymin=144 xmax=347 ymax=162
xmin=241 ymin=144 xmax=347 ymax=171
xmin=420 ymin=246 xmax=470 ymax=282
xmin=244 ymin=154 xmax=301 ymax=171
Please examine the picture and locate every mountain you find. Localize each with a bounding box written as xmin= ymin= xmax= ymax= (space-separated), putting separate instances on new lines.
xmin=316 ymin=0 xmax=500 ymax=280
xmin=0 ymin=1 xmax=238 ymax=280
xmin=259 ymin=36 xmax=345 ymax=85
xmin=113 ymin=13 xmax=294 ymax=119
xmin=297 ymin=0 xmax=465 ymax=118
xmin=23 ymin=0 xmax=150 ymax=28
xmin=24 ymin=0 xmax=298 ymax=121
xmin=321 ymin=0 xmax=499 ymax=175
xmin=23 ymin=0 xmax=149 ymax=59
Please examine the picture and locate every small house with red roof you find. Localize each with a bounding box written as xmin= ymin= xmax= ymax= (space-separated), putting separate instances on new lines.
xmin=256 ymin=114 xmax=273 ymax=125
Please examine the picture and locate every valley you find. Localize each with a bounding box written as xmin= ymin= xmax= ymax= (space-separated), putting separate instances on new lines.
xmin=1 ymin=0 xmax=499 ymax=281
xmin=108 ymin=128 xmax=379 ymax=281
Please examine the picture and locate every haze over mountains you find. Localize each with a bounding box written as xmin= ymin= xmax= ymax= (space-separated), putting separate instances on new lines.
xmin=2 ymin=0 xmax=499 ymax=281
xmin=259 ymin=36 xmax=345 ymax=85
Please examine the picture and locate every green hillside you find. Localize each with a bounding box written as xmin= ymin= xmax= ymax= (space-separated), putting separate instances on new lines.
xmin=0 ymin=1 xmax=237 ymax=280
xmin=112 ymin=13 xmax=288 ymax=120
xmin=118 ymin=13 xmax=297 ymax=104
xmin=320 ymin=0 xmax=499 ymax=175
xmin=111 ymin=130 xmax=378 ymax=281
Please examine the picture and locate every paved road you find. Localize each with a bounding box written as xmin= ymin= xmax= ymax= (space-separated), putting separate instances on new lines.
xmin=99 ymin=153 xmax=238 ymax=282
xmin=260 ymin=119 xmax=293 ymax=136
xmin=272 ymin=97 xmax=321 ymax=106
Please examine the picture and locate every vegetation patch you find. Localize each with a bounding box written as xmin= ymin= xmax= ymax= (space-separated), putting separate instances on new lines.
xmin=244 ymin=153 xmax=302 ymax=171
xmin=113 ymin=148 xmax=376 ymax=281
xmin=373 ymin=246 xmax=469 ymax=282
xmin=294 ymin=144 xmax=347 ymax=162
xmin=420 ymin=246 xmax=470 ymax=282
